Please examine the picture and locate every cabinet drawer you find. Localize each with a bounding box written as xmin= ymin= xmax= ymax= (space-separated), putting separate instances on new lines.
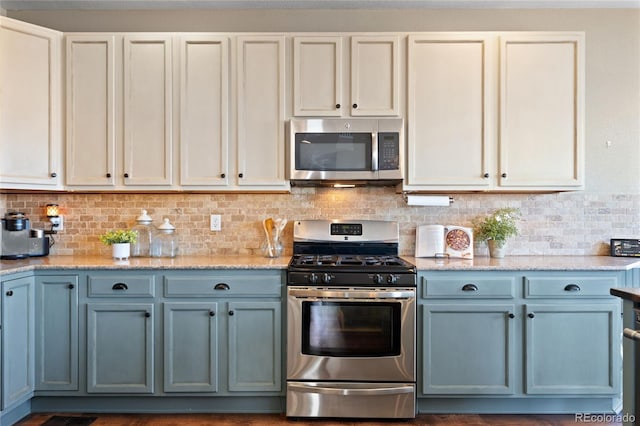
xmin=87 ymin=275 xmax=155 ymax=297
xmin=164 ymin=273 xmax=282 ymax=297
xmin=524 ymin=275 xmax=618 ymax=298
xmin=422 ymin=277 xmax=515 ymax=299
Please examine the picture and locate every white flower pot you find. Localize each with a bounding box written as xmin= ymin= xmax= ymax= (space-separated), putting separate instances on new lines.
xmin=488 ymin=240 xmax=507 ymax=258
xmin=112 ymin=243 xmax=131 ymax=260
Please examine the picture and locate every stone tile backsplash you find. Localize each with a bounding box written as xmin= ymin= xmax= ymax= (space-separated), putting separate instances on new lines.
xmin=1 ymin=189 xmax=638 ymax=257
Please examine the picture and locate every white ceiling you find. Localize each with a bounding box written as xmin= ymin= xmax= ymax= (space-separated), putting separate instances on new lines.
xmin=1 ymin=0 xmax=639 ymax=10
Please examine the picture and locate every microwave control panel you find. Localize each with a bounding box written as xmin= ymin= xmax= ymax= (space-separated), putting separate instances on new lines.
xmin=378 ymin=132 xmax=400 ymax=170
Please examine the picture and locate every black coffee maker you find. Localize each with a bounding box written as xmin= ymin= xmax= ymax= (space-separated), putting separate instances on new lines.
xmin=1 ymin=212 xmax=31 ymax=259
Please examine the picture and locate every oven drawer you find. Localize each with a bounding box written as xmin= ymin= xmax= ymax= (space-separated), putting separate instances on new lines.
xmin=287 ymin=382 xmax=415 ymax=419
xmin=421 ymin=276 xmax=515 ymax=299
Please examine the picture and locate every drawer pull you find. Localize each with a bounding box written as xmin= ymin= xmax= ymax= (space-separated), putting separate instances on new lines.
xmin=145 ymin=312 xmax=151 ymax=318
xmin=68 ymin=284 xmax=75 ymax=289
xmin=6 ymin=290 xmax=13 ymax=297
xmin=564 ymin=284 xmax=581 ymax=292
xmin=209 ymin=311 xmax=215 ymax=317
xmin=508 ymin=313 xmax=515 ymax=319
xmin=214 ymin=283 xmax=230 ymax=291
xmin=528 ymin=312 xmax=535 ymax=319
xmin=228 ymin=310 xmax=234 ymax=316
xmin=462 ymin=283 xmax=478 ymax=292
xmin=112 ymin=283 xmax=129 ymax=290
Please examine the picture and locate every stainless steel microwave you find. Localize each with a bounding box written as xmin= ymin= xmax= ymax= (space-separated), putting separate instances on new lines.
xmin=289 ymin=118 xmax=404 ymax=186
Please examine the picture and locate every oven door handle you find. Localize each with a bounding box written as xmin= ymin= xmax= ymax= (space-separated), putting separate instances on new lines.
xmin=623 ymin=328 xmax=640 ymax=342
xmin=288 ymin=288 xmax=415 ymax=299
xmin=287 ymin=383 xmax=414 ymax=396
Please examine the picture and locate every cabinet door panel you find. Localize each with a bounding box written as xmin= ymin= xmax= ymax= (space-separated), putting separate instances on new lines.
xmin=163 ymin=302 xmax=218 ymax=393
xmin=351 ymin=36 xmax=399 ymax=116
xmin=179 ymin=35 xmax=229 ymax=187
xmin=407 ymin=34 xmax=494 ymax=188
xmin=86 ymin=303 xmax=154 ymax=393
xmin=227 ymin=301 xmax=282 ymax=392
xmin=293 ymin=36 xmax=342 ymax=116
xmin=66 ymin=35 xmax=116 ymax=186
xmin=499 ymin=34 xmax=584 ymax=188
xmin=422 ymin=304 xmax=515 ymax=395
xmin=525 ymin=303 xmax=619 ymax=394
xmin=35 ymin=275 xmax=79 ymax=391
xmin=2 ymin=276 xmax=35 ymax=408
xmin=0 ymin=18 xmax=61 ymax=188
xmin=236 ymin=36 xmax=286 ymax=188
xmin=123 ymin=35 xmax=172 ymax=186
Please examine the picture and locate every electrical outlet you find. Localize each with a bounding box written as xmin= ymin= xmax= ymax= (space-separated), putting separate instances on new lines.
xmin=50 ymin=215 xmax=64 ymax=231
xmin=210 ymin=214 xmax=221 ymax=231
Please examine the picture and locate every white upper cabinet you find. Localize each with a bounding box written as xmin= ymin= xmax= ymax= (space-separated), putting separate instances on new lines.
xmin=405 ymin=33 xmax=495 ymax=190
xmin=123 ymin=34 xmax=173 ymax=186
xmin=178 ymin=35 xmax=229 ymax=187
xmin=293 ymin=35 xmax=401 ymax=117
xmin=66 ymin=35 xmax=116 ymax=186
xmin=405 ymin=31 xmax=584 ymax=192
xmin=293 ymin=36 xmax=342 ymax=116
xmin=350 ymin=36 xmax=400 ymax=116
xmin=236 ymin=35 xmax=288 ymax=189
xmin=0 ymin=17 xmax=62 ymax=190
xmin=499 ymin=33 xmax=584 ymax=190
xmin=66 ymin=34 xmax=174 ymax=189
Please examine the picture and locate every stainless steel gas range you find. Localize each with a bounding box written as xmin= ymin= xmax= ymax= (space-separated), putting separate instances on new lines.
xmin=286 ymin=220 xmax=417 ymax=419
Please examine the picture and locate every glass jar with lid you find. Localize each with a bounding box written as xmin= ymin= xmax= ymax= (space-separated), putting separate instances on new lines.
xmin=131 ymin=209 xmax=154 ymax=257
xmin=150 ymin=218 xmax=178 ymax=258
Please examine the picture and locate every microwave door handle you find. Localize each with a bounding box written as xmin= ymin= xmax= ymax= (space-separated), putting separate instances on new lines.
xmin=371 ymin=132 xmax=379 ymax=171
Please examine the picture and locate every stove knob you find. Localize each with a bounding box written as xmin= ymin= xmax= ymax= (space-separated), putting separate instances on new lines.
xmin=308 ymin=273 xmax=319 ymax=284
xmin=322 ymin=273 xmax=333 ymax=284
xmin=387 ymin=274 xmax=399 ymax=284
xmin=373 ymin=274 xmax=385 ymax=285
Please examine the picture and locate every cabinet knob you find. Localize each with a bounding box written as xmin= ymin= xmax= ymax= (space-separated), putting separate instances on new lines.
xmin=221 ymin=173 xmax=226 ymax=178
xmin=68 ymin=284 xmax=75 ymax=289
xmin=112 ymin=282 xmax=128 ymax=290
xmin=528 ymin=312 xmax=535 ymax=318
xmin=564 ymin=284 xmax=581 ymax=292
xmin=145 ymin=312 xmax=151 ymax=318
xmin=228 ymin=310 xmax=234 ymax=316
xmin=209 ymin=311 xmax=215 ymax=317
xmin=461 ymin=283 xmax=478 ymax=292
xmin=483 ymin=173 xmax=490 ymax=178
xmin=106 ymin=173 xmax=112 ymax=178
xmin=501 ymin=173 xmax=507 ymax=178
xmin=238 ymin=173 xmax=244 ymax=178
xmin=508 ymin=313 xmax=515 ymax=319
xmin=50 ymin=172 xmax=57 ymax=178
xmin=6 ymin=290 xmax=13 ymax=297
xmin=335 ymin=104 xmax=341 ymax=109
xmin=124 ymin=173 xmax=129 ymax=178
xmin=214 ymin=283 xmax=230 ymax=291
xmin=352 ymin=103 xmax=358 ymax=109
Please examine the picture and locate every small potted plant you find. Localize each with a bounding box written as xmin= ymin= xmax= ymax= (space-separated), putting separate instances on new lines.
xmin=99 ymin=229 xmax=137 ymax=260
xmin=472 ymin=207 xmax=521 ymax=258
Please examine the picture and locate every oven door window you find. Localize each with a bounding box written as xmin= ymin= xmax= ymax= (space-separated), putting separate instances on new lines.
xmin=294 ymin=132 xmax=372 ymax=171
xmin=301 ymin=301 xmax=401 ymax=357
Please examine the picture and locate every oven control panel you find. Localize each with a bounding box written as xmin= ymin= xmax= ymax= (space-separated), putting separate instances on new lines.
xmin=287 ymin=271 xmax=416 ymax=287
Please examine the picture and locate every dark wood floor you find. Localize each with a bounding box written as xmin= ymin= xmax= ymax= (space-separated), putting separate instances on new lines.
xmin=15 ymin=412 xmax=622 ymax=426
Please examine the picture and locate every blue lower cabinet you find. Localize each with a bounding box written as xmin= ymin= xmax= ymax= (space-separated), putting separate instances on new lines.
xmin=163 ymin=302 xmax=218 ymax=393
xmin=422 ymin=303 xmax=516 ymax=395
xmin=227 ymin=301 xmax=282 ymax=392
xmin=2 ymin=276 xmax=35 ymax=409
xmin=35 ymin=275 xmax=79 ymax=391
xmin=86 ymin=303 xmax=155 ymax=393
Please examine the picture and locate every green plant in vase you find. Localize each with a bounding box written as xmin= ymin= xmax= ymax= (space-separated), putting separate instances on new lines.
xmin=99 ymin=230 xmax=137 ymax=260
xmin=472 ymin=207 xmax=521 ymax=258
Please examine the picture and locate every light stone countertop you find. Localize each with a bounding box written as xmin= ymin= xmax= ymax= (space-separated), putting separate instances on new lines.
xmin=1 ymin=255 xmax=639 ymax=277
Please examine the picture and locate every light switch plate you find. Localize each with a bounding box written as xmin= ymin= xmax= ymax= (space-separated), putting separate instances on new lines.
xmin=210 ymin=214 xmax=221 ymax=231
